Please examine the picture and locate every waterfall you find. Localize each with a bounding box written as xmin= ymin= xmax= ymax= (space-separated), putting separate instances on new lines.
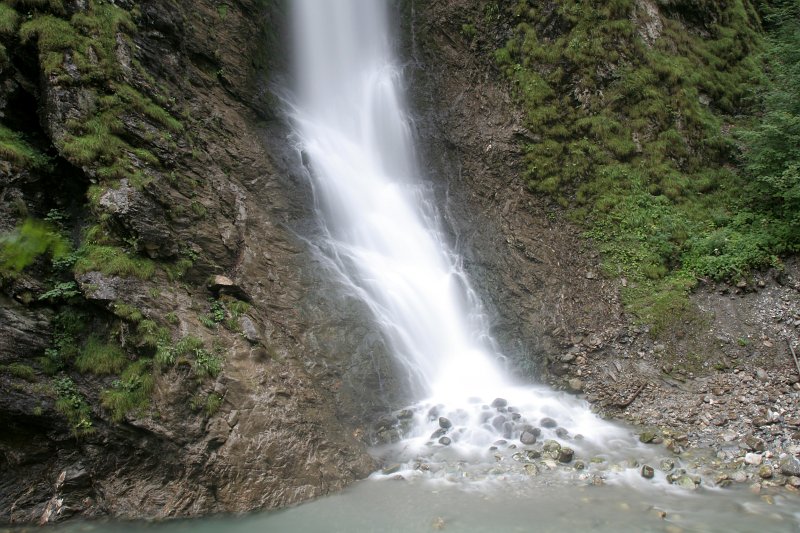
xmin=290 ymin=0 xmax=505 ymax=403
xmin=289 ymin=0 xmax=636 ymax=474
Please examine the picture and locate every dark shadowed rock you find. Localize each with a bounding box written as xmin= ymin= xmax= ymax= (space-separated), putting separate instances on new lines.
xmin=540 ymin=417 xmax=558 ymax=428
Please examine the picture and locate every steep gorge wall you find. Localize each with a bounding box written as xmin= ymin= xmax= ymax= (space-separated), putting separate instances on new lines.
xmin=0 ymin=0 xmax=403 ymax=523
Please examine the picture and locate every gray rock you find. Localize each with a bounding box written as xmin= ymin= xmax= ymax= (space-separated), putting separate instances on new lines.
xmin=491 ymin=415 xmax=506 ymax=431
xmin=659 ymin=458 xmax=675 ymax=472
xmin=382 ymin=464 xmax=402 ymax=475
xmin=491 ymin=398 xmax=508 ymax=408
xmin=526 ymin=449 xmax=542 ymax=460
xmin=555 ymin=427 xmax=569 ymax=438
xmin=780 ymin=455 xmax=800 ymax=477
xmin=675 ymin=475 xmax=697 ymax=490
xmin=744 ymin=453 xmax=763 ymax=466
xmin=396 ymin=409 xmax=414 ymax=420
xmin=758 ymin=465 xmax=773 ymax=479
xmin=567 ymin=378 xmax=583 ymax=392
xmin=732 ymin=471 xmax=748 ymax=483
xmin=438 ymin=416 xmax=452 ymax=429
xmin=557 ymin=447 xmax=574 ymax=463
xmin=520 ymin=431 xmax=537 ymax=445
xmin=239 ymin=316 xmax=260 ymax=343
xmin=76 ymin=271 xmax=138 ymax=303
xmin=543 ymin=440 xmax=561 ymax=453
xmin=639 ymin=430 xmax=658 ymax=443
xmin=641 ymin=465 xmax=655 ymax=479
xmin=744 ymin=435 xmax=765 ymax=452
xmin=430 ymin=428 xmax=447 ymax=440
xmin=438 ymin=436 xmax=451 ymax=446
xmin=540 ymin=417 xmax=557 ymax=428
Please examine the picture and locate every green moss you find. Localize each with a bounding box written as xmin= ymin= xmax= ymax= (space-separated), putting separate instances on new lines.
xmin=493 ymin=0 xmax=788 ymax=328
xmin=75 ymin=336 xmax=126 ymax=375
xmin=15 ymin=1 xmax=182 ymax=188
xmin=100 ymin=359 xmax=154 ymax=422
xmin=73 ymin=244 xmax=155 ymax=280
xmin=0 ymin=4 xmax=19 ymax=37
xmin=136 ymin=319 xmax=169 ymax=348
xmin=111 ymin=301 xmax=144 ymax=323
xmin=1 ymin=363 xmax=36 ymax=381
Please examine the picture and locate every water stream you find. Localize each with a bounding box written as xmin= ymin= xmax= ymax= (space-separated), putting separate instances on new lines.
xmin=290 ymin=0 xmax=639 ymax=478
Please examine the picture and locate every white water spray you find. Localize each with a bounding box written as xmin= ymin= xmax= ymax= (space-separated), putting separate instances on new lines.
xmin=289 ymin=0 xmax=637 ymax=476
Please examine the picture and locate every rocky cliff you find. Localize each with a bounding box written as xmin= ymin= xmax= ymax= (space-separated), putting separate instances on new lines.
xmin=0 ymin=0 xmax=393 ymax=523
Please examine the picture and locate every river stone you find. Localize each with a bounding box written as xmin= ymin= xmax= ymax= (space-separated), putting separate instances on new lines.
xmin=543 ymin=440 xmax=561 ymax=453
xmin=376 ymin=415 xmax=395 ymax=430
xmin=558 ymin=447 xmax=574 ymax=463
xmin=491 ymin=415 xmax=507 ymax=431
xmin=438 ymin=436 xmax=451 ymax=446
xmin=396 ymin=409 xmax=414 ymax=420
xmin=660 ymin=458 xmax=675 ymax=472
xmin=382 ymin=464 xmax=402 ymax=475
xmin=745 ymin=453 xmax=763 ymax=465
xmin=639 ymin=430 xmax=658 ymax=443
xmin=574 ymin=460 xmax=585 ymax=470
xmin=491 ymin=398 xmax=508 ymax=408
xmin=641 ymin=465 xmax=655 ymax=479
xmin=787 ymin=476 xmax=800 ymax=488
xmin=540 ymin=417 xmax=558 ymax=428
xmin=524 ymin=463 xmax=539 ymax=476
xmin=438 ymin=416 xmax=452 ymax=429
xmin=732 ymin=471 xmax=748 ymax=483
xmin=780 ymin=455 xmax=800 ymax=476
xmin=555 ymin=427 xmax=569 ymax=438
xmin=526 ymin=449 xmax=542 ymax=460
xmin=520 ymin=431 xmax=538 ymax=445
xmin=430 ymin=428 xmax=447 ymax=440
xmin=759 ymin=465 xmax=773 ymax=479
xmin=744 ymin=435 xmax=766 ymax=452
xmin=675 ymin=475 xmax=697 ymax=490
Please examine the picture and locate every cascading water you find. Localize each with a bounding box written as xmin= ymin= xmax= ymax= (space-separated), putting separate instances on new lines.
xmin=289 ymin=0 xmax=642 ymax=482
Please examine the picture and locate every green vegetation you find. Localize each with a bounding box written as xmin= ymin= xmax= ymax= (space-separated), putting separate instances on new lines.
xmin=1 ymin=363 xmax=37 ymax=381
xmin=193 ymin=347 xmax=222 ymax=378
xmin=73 ymin=244 xmax=155 ymax=279
xmin=101 ymin=359 xmax=154 ymax=422
xmin=737 ymin=0 xmax=800 ymax=250
xmin=53 ymin=376 xmax=94 ymax=436
xmin=38 ymin=281 xmax=80 ymax=301
xmin=40 ymin=308 xmax=86 ymax=374
xmin=75 ymin=336 xmax=126 ymax=375
xmin=0 ymin=125 xmax=49 ymax=168
xmin=204 ymin=392 xmax=223 ymax=416
xmin=13 ymin=0 xmax=181 ymax=187
xmin=493 ymin=0 xmax=797 ymax=332
xmin=0 ymin=219 xmax=70 ymax=277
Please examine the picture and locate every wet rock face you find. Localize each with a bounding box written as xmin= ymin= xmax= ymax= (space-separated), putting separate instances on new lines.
xmin=1 ymin=0 xmax=392 ymax=523
xmin=403 ymin=1 xmax=628 ymax=381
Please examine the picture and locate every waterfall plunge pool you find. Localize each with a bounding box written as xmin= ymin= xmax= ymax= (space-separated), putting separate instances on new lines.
xmin=42 ymin=473 xmax=800 ymax=532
